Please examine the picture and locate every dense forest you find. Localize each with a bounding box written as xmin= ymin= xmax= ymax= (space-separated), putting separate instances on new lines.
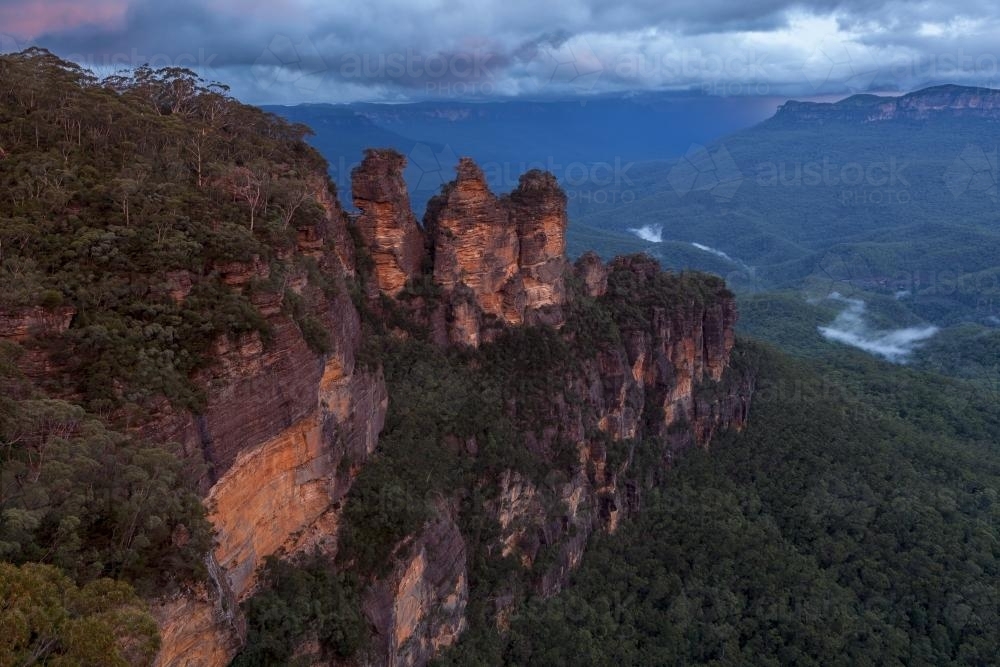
xmin=436 ymin=342 xmax=1000 ymax=666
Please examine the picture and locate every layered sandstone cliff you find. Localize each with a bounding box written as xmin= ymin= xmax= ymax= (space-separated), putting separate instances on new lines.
xmin=352 ymin=150 xmax=425 ymax=295
xmin=422 ymin=157 xmax=568 ymax=344
xmin=145 ymin=182 xmax=390 ymax=667
xmin=426 ymin=158 xmax=524 ymax=328
xmin=150 ymin=153 xmax=750 ymax=667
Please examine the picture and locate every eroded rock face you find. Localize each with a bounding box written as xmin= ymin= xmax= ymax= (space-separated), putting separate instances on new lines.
xmin=0 ymin=305 xmax=75 ymax=382
xmin=364 ymin=504 xmax=469 ymax=667
xmin=506 ymin=169 xmax=568 ymax=322
xmin=602 ymin=254 xmax=747 ymax=443
xmin=0 ymin=305 xmax=74 ymax=342
xmin=427 ymin=158 xmax=522 ymax=326
xmin=356 ymin=156 xmax=572 ymax=346
xmin=473 ymin=253 xmax=752 ymax=615
xmin=352 ymin=150 xmax=425 ymax=295
xmin=575 ymin=251 xmax=608 ymax=298
xmin=149 ymin=170 xmax=390 ymax=667
xmin=151 ymin=586 xmax=241 ymax=667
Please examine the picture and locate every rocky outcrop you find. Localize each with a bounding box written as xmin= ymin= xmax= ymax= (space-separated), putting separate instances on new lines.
xmin=141 ymin=278 xmax=365 ymax=485
xmin=0 ymin=304 xmax=75 ymax=342
xmin=206 ymin=364 xmax=386 ymax=599
xmin=352 ymin=150 xmax=425 ymax=295
xmin=152 ymin=358 xmax=387 ymax=667
xmin=308 ymin=174 xmax=357 ymax=276
xmin=146 ymin=170 xmax=390 ymax=667
xmin=365 ymin=157 xmax=572 ymax=346
xmin=151 ymin=586 xmax=241 ymax=667
xmin=575 ymin=251 xmax=608 ymax=298
xmin=426 ymin=158 xmax=523 ymax=329
xmin=0 ymin=304 xmax=75 ymax=384
xmin=467 ymin=253 xmax=752 ymax=612
xmin=507 ymin=170 xmax=568 ymax=326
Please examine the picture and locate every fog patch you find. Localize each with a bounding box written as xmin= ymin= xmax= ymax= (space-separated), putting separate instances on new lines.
xmin=691 ymin=242 xmax=734 ymax=261
xmin=818 ymin=293 xmax=938 ymax=363
xmin=690 ymin=242 xmax=753 ymax=271
xmin=627 ymin=224 xmax=663 ymax=243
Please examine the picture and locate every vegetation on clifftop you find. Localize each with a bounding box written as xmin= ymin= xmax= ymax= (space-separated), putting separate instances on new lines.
xmin=0 ymin=48 xmax=334 ymax=411
xmin=1 ymin=48 xmax=346 ymax=658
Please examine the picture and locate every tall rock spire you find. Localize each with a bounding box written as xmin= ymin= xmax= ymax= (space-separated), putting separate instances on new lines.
xmin=351 ymin=149 xmax=425 ymax=295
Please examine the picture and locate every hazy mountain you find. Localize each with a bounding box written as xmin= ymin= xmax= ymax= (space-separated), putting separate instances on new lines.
xmin=264 ymin=92 xmax=780 ymax=216
xmin=554 ymin=85 xmax=1000 ymax=374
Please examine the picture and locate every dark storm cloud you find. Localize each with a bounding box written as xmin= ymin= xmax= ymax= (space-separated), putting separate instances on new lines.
xmin=4 ymin=0 xmax=1000 ymax=102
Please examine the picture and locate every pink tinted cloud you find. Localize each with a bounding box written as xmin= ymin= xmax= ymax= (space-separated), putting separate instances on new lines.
xmin=1 ymin=0 xmax=129 ymax=39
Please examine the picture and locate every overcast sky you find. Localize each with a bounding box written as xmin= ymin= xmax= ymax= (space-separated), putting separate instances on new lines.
xmin=2 ymin=0 xmax=999 ymax=104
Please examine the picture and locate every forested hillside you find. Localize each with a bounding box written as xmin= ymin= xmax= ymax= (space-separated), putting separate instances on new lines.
xmin=0 ymin=48 xmax=344 ymax=663
xmin=438 ymin=343 xmax=1000 ymax=666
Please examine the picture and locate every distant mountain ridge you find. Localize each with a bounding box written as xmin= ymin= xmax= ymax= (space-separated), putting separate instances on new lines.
xmin=264 ymin=92 xmax=779 ymax=218
xmin=771 ymin=84 xmax=1000 ymax=124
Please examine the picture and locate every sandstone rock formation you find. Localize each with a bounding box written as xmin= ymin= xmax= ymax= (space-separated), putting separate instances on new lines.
xmin=142 ymin=179 xmax=390 ymax=667
xmin=507 ymin=169 xmax=568 ymax=325
xmin=574 ymin=251 xmax=608 ymax=298
xmin=352 ymin=149 xmax=425 ymax=295
xmin=426 ymin=157 xmax=523 ymax=327
xmin=363 ymin=503 xmax=469 ymax=666
xmin=420 ymin=158 xmax=569 ymax=345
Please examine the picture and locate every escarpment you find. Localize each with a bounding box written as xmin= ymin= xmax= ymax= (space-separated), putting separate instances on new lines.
xmin=329 ymin=152 xmax=753 ymax=665
xmin=138 ymin=151 xmax=752 ymax=667
xmin=772 ymin=84 xmax=1000 ymax=125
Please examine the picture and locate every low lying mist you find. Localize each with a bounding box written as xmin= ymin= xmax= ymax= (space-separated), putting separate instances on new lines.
xmin=818 ymin=294 xmax=938 ymax=363
xmin=691 ymin=242 xmax=734 ymax=261
xmin=627 ymin=225 xmax=663 ymax=243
